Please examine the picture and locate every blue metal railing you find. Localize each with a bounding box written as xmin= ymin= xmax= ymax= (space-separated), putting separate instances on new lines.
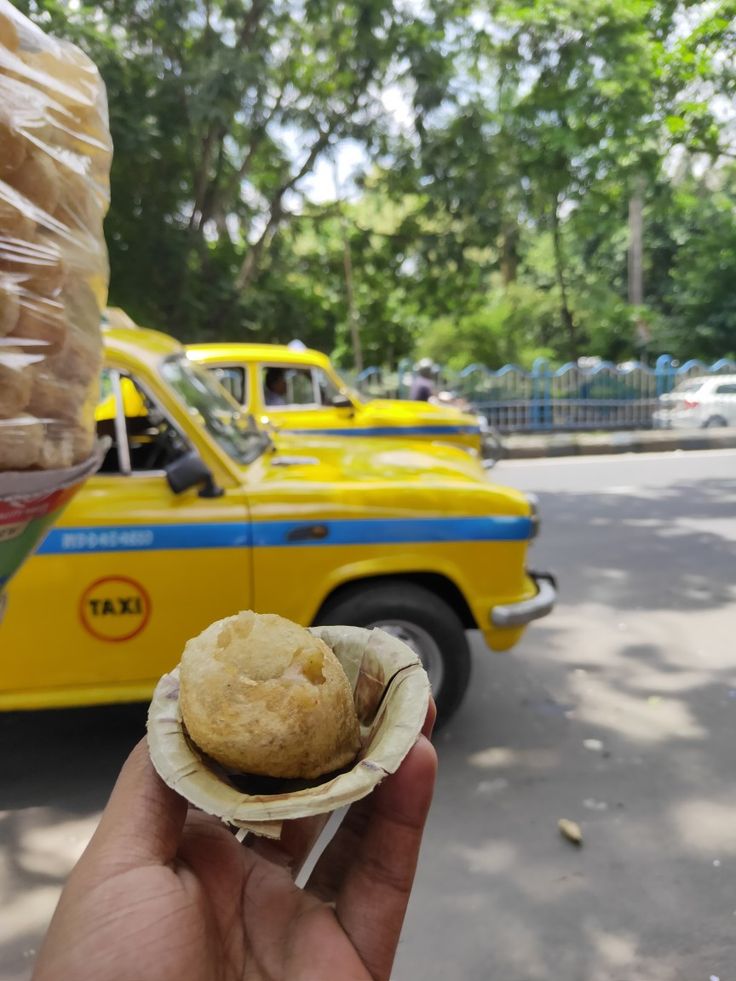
xmin=352 ymin=355 xmax=736 ymax=432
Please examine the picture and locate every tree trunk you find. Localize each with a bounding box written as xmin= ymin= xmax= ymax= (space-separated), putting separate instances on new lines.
xmin=500 ymin=221 xmax=519 ymax=285
xmin=342 ymin=222 xmax=363 ymax=373
xmin=188 ymin=127 xmax=218 ymax=231
xmin=234 ymin=202 xmax=282 ymax=291
xmin=550 ymin=197 xmax=577 ymax=357
xmin=628 ymin=176 xmax=652 ymax=352
xmin=232 ymin=119 xmax=341 ymax=293
xmin=628 ymin=178 xmax=644 ymax=306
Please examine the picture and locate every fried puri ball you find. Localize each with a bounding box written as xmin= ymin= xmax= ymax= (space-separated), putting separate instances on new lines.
xmin=0 ymin=235 xmax=65 ymax=296
xmin=55 ymin=181 xmax=105 ymax=234
xmin=21 ymin=51 xmax=108 ymax=162
xmin=0 ymin=279 xmax=20 ymax=336
xmin=12 ymin=294 xmax=66 ymax=349
xmin=179 ymin=611 xmax=362 ymax=780
xmin=63 ymin=276 xmax=101 ymax=335
xmin=0 ymin=10 xmax=19 ymax=53
xmin=70 ymin=418 xmax=95 ymax=463
xmin=27 ymin=365 xmax=84 ymax=421
xmin=0 ymin=194 xmax=36 ymax=242
xmin=5 ymin=150 xmax=61 ymax=215
xmin=0 ymin=346 xmax=32 ymax=417
xmin=0 ymin=114 xmax=26 ymax=177
xmin=0 ymin=415 xmax=42 ymax=470
xmin=22 ymin=48 xmax=99 ymax=112
xmin=46 ymin=322 xmax=102 ymax=384
xmin=37 ymin=422 xmax=75 ymax=470
xmin=48 ymin=224 xmax=101 ymax=280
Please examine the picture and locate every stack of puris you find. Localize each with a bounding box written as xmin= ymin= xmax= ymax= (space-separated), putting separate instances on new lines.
xmin=0 ymin=0 xmax=111 ymax=473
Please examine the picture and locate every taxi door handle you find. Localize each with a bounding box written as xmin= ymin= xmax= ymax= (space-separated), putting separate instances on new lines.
xmin=286 ymin=523 xmax=329 ymax=542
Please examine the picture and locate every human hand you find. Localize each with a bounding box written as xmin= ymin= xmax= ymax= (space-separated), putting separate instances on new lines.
xmin=32 ymin=703 xmax=437 ymax=981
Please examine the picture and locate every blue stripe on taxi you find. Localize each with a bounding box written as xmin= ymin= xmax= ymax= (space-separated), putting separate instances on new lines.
xmin=281 ymin=425 xmax=482 ymax=437
xmin=37 ymin=515 xmax=532 ymax=555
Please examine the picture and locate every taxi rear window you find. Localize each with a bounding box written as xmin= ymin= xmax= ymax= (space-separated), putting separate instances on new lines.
xmin=212 ymin=366 xmax=247 ymax=405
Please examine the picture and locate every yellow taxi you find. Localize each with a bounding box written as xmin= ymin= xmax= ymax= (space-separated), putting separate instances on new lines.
xmin=0 ymin=318 xmax=555 ymax=723
xmin=186 ymin=341 xmax=495 ymax=458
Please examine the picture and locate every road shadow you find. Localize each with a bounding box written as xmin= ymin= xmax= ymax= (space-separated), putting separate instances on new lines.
xmin=0 ymin=703 xmax=148 ymax=979
xmin=0 ymin=703 xmax=147 ymax=812
xmin=527 ymin=477 xmax=736 ymax=613
xmin=398 ymin=616 xmax=736 ymax=981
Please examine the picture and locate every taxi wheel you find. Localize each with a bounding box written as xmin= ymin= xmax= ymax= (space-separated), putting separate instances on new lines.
xmin=316 ymin=582 xmax=471 ymax=726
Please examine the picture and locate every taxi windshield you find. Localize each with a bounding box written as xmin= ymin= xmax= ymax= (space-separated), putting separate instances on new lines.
xmin=330 ymin=366 xmax=363 ymax=405
xmin=160 ymin=355 xmax=267 ymax=465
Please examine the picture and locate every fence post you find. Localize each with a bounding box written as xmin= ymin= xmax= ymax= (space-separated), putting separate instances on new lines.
xmin=531 ymin=358 xmax=551 ymax=429
xmin=655 ymin=354 xmax=674 ymax=397
xmin=397 ymin=358 xmax=412 ymax=398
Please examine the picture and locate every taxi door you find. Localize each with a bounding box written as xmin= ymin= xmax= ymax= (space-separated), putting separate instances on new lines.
xmin=0 ymin=370 xmax=252 ymax=707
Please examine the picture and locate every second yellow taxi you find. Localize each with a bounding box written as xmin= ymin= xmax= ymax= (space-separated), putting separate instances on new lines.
xmin=186 ymin=340 xmax=497 ymax=459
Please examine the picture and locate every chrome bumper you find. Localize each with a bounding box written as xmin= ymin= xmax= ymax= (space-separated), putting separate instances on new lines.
xmin=491 ymin=572 xmax=557 ymax=628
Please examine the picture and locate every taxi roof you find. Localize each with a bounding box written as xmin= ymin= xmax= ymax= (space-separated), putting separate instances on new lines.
xmin=187 ymin=342 xmax=331 ymax=369
xmin=101 ymin=310 xmax=332 ymax=370
xmin=102 ymin=307 xmax=183 ymax=364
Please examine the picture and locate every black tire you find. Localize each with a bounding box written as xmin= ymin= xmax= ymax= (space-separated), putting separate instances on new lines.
xmin=316 ymin=581 xmax=471 ymax=726
xmin=704 ymin=415 xmax=727 ymax=428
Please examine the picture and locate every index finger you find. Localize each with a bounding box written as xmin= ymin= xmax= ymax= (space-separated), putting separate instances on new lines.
xmin=422 ymin=696 xmax=437 ymax=739
xmin=334 ymin=735 xmax=437 ymax=980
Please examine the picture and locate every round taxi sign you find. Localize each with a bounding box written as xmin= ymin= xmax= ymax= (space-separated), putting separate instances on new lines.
xmin=79 ymin=576 xmax=151 ymax=642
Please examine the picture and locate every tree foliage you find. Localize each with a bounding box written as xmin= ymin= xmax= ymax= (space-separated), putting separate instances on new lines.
xmin=17 ymin=0 xmax=736 ymax=366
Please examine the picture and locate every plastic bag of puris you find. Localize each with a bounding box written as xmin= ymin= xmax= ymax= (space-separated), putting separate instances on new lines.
xmin=0 ymin=1 xmax=111 ymax=603
xmin=0 ymin=0 xmax=111 ymax=475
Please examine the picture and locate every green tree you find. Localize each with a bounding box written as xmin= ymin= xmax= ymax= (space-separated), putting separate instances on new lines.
xmin=18 ymin=0 xmax=432 ymax=340
xmin=646 ymin=168 xmax=736 ymax=358
xmin=16 ymin=0 xmax=736 ymax=369
xmin=383 ymin=0 xmax=736 ymax=361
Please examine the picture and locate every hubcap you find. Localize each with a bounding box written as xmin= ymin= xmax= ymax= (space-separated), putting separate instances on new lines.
xmin=367 ymin=619 xmax=445 ymax=696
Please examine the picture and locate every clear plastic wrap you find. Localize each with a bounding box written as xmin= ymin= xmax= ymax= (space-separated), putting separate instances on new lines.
xmin=0 ymin=0 xmax=111 ymax=474
xmin=0 ymin=0 xmax=111 ymax=601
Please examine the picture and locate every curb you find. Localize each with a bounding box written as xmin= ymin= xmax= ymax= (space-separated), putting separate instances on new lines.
xmin=503 ymin=428 xmax=736 ymax=460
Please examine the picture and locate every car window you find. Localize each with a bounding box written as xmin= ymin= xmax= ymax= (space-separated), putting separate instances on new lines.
xmin=261 ymin=365 xmax=317 ymax=407
xmin=212 ymin=366 xmax=247 ymax=405
xmin=714 ymin=383 xmax=736 ymax=395
xmin=96 ymin=370 xmax=188 ymax=474
xmin=673 ymin=379 xmax=705 ymax=394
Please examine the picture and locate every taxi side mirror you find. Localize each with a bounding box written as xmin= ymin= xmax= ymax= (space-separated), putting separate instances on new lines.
xmin=165 ymin=451 xmax=223 ymax=498
xmin=331 ymin=394 xmax=353 ymax=409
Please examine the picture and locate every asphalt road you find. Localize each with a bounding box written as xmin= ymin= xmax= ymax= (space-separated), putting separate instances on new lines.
xmin=396 ymin=448 xmax=736 ymax=981
xmin=2 ymin=448 xmax=735 ymax=981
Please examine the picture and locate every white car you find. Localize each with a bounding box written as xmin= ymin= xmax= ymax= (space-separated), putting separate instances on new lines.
xmin=653 ymin=375 xmax=736 ymax=429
